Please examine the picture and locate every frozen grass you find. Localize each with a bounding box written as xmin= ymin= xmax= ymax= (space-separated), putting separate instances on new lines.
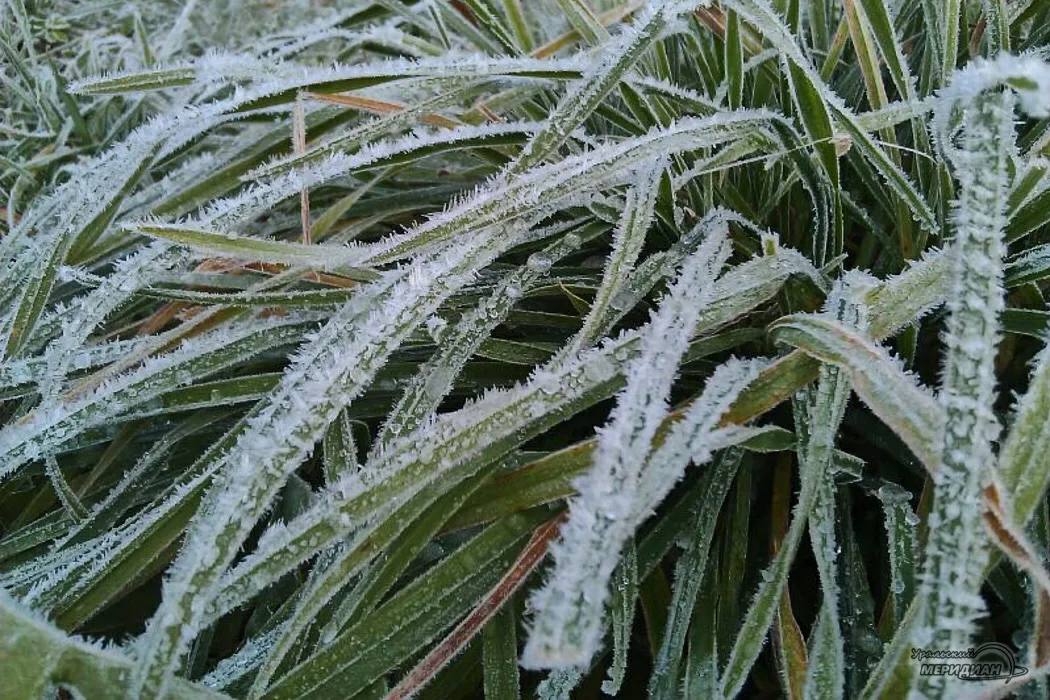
xmin=3 ymin=1 xmax=1050 ymax=698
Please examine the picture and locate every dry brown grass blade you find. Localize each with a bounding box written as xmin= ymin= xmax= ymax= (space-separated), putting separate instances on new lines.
xmin=305 ymin=92 xmax=461 ymax=129
xmin=531 ymin=0 xmax=645 ymax=58
xmin=771 ymin=454 xmax=808 ymax=699
xmin=134 ymin=258 xmax=244 ymax=336
xmin=983 ymin=483 xmax=1050 ymax=604
xmin=293 ymin=95 xmax=312 ymax=245
xmin=1035 ymin=591 xmax=1050 ymax=668
xmin=385 ymin=515 xmax=564 ymax=700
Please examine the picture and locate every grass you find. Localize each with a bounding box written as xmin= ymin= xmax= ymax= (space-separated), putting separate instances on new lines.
xmin=3 ymin=0 xmax=1050 ymax=698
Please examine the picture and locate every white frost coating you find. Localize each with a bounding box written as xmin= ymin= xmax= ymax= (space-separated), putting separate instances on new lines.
xmin=628 ymin=76 xmax=719 ymax=114
xmin=253 ymin=4 xmax=401 ymax=57
xmin=270 ymin=25 xmax=419 ymax=61
xmin=2 ymin=62 xmax=316 ymax=323
xmin=0 ymin=110 xmax=161 ymax=266
xmin=0 ymin=314 xmax=317 ymax=478
xmin=723 ymin=0 xmax=938 ymax=233
xmin=632 ymin=358 xmax=769 ymax=525
xmin=203 ymin=333 xmax=638 ymax=624
xmin=68 ymin=50 xmax=282 ymax=94
xmin=221 ymin=112 xmax=772 ymax=272
xmin=247 ymin=119 xmax=544 ymax=183
xmin=865 ymin=247 xmax=950 ymax=338
xmin=367 ymin=110 xmax=778 ymax=263
xmin=125 ymin=221 xmax=368 ymax=270
xmin=240 ymin=500 xmax=394 ymax=696
xmin=1 ymin=75 xmax=352 ymax=414
xmin=188 ymin=244 xmax=811 ymax=625
xmin=1006 ymin=242 xmax=1050 ymax=287
xmin=15 ymin=514 xmax=159 ymax=607
xmin=999 ymin=340 xmax=1050 ymax=527
xmin=567 ymin=157 xmax=665 ymax=354
xmin=23 ymin=145 xmax=347 ymax=433
xmin=720 ymin=273 xmax=870 ymax=699
xmin=36 ymin=243 xmax=184 ymax=404
xmin=521 ymin=221 xmax=732 ymax=669
xmin=249 ymin=81 xmax=487 ymax=177
xmin=521 ymin=353 xmax=765 ymax=672
xmin=21 ymin=463 xmax=226 ymax=612
xmin=773 ymin=313 xmax=942 ymax=468
xmin=508 ymin=0 xmax=711 ymax=174
xmin=912 ymin=56 xmax=1050 ymax=692
xmin=374 ymin=226 xmax=583 ymax=450
xmin=930 ymin=55 xmax=1050 ymax=152
xmin=52 ymin=413 xmax=221 ymax=557
xmin=121 ymin=151 xmax=224 ymax=216
xmin=599 ymin=208 xmax=784 ymax=357
xmin=129 ymin=224 xmax=522 ymax=699
xmin=0 ymin=337 xmax=149 ymax=391
xmin=0 ymin=111 xmax=171 ymax=356
xmin=71 ymin=52 xmax=585 ymax=96
xmin=45 ymin=454 xmax=88 ymax=524
xmin=168 ymin=154 xmax=357 ymax=233
xmin=10 ymin=50 xmax=558 ymax=344
xmin=220 ymin=110 xmax=774 ymax=269
xmin=878 ymin=483 xmax=919 ymax=626
xmin=794 ymin=316 xmax=854 ymax=700
xmin=200 ymin=627 xmax=279 ymax=690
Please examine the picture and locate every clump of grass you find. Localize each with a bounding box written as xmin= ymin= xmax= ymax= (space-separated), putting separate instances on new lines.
xmin=3 ymin=1 xmax=1050 ymax=698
